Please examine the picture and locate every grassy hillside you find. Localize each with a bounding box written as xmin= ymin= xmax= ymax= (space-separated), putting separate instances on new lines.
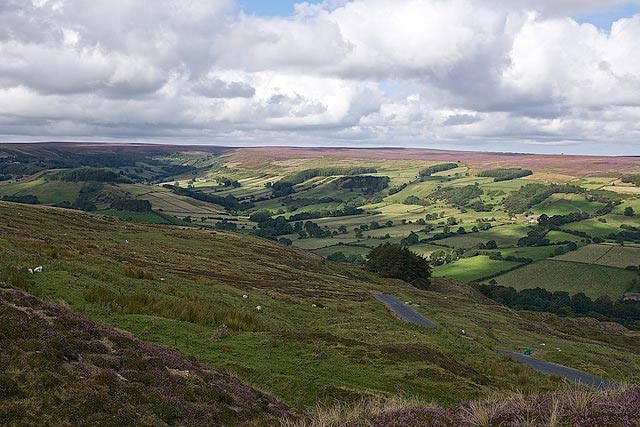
xmin=2 ymin=201 xmax=640 ymax=410
xmin=0 ymin=285 xmax=291 ymax=426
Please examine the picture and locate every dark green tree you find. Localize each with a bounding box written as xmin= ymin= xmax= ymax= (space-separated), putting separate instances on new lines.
xmin=365 ymin=243 xmax=431 ymax=289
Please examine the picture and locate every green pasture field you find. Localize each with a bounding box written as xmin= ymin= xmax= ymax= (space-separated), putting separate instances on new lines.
xmin=0 ymin=175 xmax=84 ymax=204
xmin=489 ymin=259 xmax=637 ymax=299
xmin=432 ymin=256 xmax=521 ymax=283
xmin=485 ymin=246 xmax=557 ymax=261
xmin=531 ymin=194 xmax=606 ymax=216
xmin=563 ymin=214 xmax=640 ymax=238
xmin=437 ymin=224 xmax=532 ymax=249
xmin=556 ymin=244 xmax=640 ymax=269
xmin=545 ymin=230 xmax=585 ymax=243
xmin=312 ymin=244 xmax=371 ymax=258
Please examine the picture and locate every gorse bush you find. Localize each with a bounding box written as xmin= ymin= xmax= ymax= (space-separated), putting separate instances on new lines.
xmin=84 ymin=287 xmax=268 ymax=332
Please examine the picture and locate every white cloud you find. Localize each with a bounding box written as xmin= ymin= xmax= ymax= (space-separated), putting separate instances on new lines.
xmin=0 ymin=0 xmax=638 ymax=154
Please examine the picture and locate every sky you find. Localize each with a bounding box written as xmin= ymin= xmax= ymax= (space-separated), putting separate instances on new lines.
xmin=1 ymin=1 xmax=640 ymax=155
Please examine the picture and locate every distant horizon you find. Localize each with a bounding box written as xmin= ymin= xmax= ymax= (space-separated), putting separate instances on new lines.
xmin=2 ymin=140 xmax=639 ymax=158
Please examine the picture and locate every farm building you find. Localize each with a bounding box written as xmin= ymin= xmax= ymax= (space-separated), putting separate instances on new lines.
xmin=624 ymin=292 xmax=640 ymax=302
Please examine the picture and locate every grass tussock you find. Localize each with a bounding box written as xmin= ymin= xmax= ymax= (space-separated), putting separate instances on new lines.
xmin=123 ymin=265 xmax=154 ymax=280
xmin=281 ymin=395 xmax=433 ymax=427
xmin=0 ymin=265 xmax=33 ymax=291
xmin=84 ymin=287 xmax=267 ymax=332
xmin=287 ymin=384 xmax=640 ymax=426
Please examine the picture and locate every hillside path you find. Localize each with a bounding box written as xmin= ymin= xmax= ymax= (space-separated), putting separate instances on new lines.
xmin=496 ymin=350 xmax=614 ymax=390
xmin=374 ymin=294 xmax=437 ymax=328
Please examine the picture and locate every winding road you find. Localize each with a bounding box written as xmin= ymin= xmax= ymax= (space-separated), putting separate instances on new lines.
xmin=374 ymin=293 xmax=614 ymax=389
xmin=374 ymin=294 xmax=437 ymax=328
xmin=496 ymin=350 xmax=614 ymax=390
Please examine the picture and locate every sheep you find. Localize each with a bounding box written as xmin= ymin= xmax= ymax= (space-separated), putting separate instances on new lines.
xmin=242 ymin=294 xmax=248 ymax=299
xmin=255 ymin=305 xmax=262 ymax=311
xmin=33 ymin=266 xmax=43 ymax=273
xmin=27 ymin=268 xmax=33 ymax=274
xmin=461 ymin=329 xmax=465 ymax=335
xmin=311 ymin=304 xmax=317 ymax=308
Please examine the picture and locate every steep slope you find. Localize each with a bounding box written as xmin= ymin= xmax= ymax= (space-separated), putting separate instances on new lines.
xmin=0 ymin=285 xmax=292 ymax=426
xmin=1 ymin=201 xmax=639 ymax=410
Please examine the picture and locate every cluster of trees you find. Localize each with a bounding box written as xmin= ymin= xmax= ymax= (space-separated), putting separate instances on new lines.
xmin=1 ymin=194 xmax=40 ymax=204
xmin=608 ymin=229 xmax=640 ymax=243
xmin=477 ymin=283 xmax=640 ymax=328
xmin=280 ymin=167 xmax=378 ymax=186
xmin=625 ymin=207 xmax=635 ymax=217
xmin=400 ymin=231 xmax=420 ymax=246
xmin=54 ymin=167 xmax=132 ymax=183
xmin=502 ymin=183 xmax=584 ymax=214
xmin=287 ymin=206 xmax=364 ymax=221
xmin=214 ymin=220 xmax=238 ymax=231
xmin=538 ymin=212 xmax=590 ymax=228
xmin=327 ymin=252 xmax=365 ymax=264
xmin=334 ymin=175 xmax=390 ymax=195
xmin=419 ymin=163 xmax=458 ymax=177
xmin=270 ymin=181 xmax=295 ymax=198
xmin=487 ymin=252 xmax=534 ymax=264
xmin=466 ymin=200 xmax=495 ymax=212
xmin=429 ymin=248 xmax=463 ymax=266
xmin=622 ymin=175 xmax=640 ymax=186
xmin=388 ymin=182 xmax=409 ymax=195
xmin=282 ymin=196 xmax=339 ymax=211
xmin=365 ymin=243 xmax=431 ymax=289
xmin=297 ymin=221 xmax=331 ymax=238
xmin=249 ymin=211 xmax=294 ymax=239
xmin=428 ymin=184 xmax=483 ymax=208
xmin=403 ymin=195 xmax=431 ymax=206
xmin=216 ymin=177 xmax=241 ymax=188
xmin=110 ymin=199 xmax=152 ymax=213
xmin=517 ymin=229 xmax=550 ymax=247
xmin=478 ymin=168 xmax=533 ymax=182
xmin=164 ymin=185 xmax=248 ymax=211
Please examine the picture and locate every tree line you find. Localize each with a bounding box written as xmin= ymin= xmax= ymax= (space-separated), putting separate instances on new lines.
xmin=477 ymin=283 xmax=640 ymax=328
xmin=478 ymin=168 xmax=533 ymax=182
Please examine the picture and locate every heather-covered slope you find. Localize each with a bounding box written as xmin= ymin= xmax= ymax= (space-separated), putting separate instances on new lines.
xmin=340 ymin=386 xmax=640 ymax=426
xmin=0 ymin=285 xmax=292 ymax=426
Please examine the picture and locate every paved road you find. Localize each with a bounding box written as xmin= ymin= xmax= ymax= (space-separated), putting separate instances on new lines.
xmin=496 ymin=350 xmax=614 ymax=390
xmin=375 ymin=294 xmax=437 ymax=329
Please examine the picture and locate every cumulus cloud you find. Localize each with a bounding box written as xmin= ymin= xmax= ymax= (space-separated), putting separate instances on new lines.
xmin=0 ymin=0 xmax=639 ymax=154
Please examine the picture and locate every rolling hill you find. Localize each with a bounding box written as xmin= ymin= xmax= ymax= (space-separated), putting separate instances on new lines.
xmin=2 ymin=200 xmax=640 ymax=414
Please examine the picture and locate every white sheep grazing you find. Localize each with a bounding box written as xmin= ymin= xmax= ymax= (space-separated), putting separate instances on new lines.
xmin=255 ymin=305 xmax=262 ymax=311
xmin=27 ymin=268 xmax=33 ymax=274
xmin=33 ymin=266 xmax=43 ymax=273
xmin=311 ymin=304 xmax=317 ymax=308
xmin=242 ymin=294 xmax=248 ymax=299
xmin=461 ymin=329 xmax=465 ymax=335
